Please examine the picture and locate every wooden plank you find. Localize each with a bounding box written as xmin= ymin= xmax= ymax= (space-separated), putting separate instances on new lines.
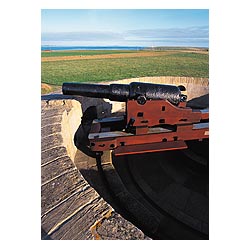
xmin=114 ymin=141 xmax=187 ymax=156
xmin=41 ymin=133 xmax=64 ymax=152
xmin=41 ymin=115 xmax=62 ymax=127
xmin=41 ymin=169 xmax=86 ymax=215
xmin=41 ymin=146 xmax=68 ymax=166
xmin=41 ymin=123 xmax=62 ymax=137
xmin=41 ymin=107 xmax=64 ymax=119
xmin=43 ymin=195 xmax=109 ymax=240
xmin=41 ymin=155 xmax=76 ymax=185
xmin=41 ymin=185 xmax=106 ymax=239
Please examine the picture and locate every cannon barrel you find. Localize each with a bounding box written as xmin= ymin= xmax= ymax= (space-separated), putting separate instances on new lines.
xmin=62 ymin=82 xmax=183 ymax=105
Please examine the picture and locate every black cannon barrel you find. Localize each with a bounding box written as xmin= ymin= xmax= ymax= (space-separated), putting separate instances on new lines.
xmin=62 ymin=82 xmax=183 ymax=105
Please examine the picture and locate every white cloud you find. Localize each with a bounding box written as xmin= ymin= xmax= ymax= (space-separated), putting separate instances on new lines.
xmin=41 ymin=26 xmax=209 ymax=47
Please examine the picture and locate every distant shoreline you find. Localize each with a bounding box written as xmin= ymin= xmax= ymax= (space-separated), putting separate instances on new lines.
xmin=41 ymin=45 xmax=208 ymax=52
xmin=41 ymin=46 xmax=146 ymax=51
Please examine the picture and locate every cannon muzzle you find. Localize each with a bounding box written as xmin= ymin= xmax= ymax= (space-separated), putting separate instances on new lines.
xmin=62 ymin=82 xmax=185 ymax=105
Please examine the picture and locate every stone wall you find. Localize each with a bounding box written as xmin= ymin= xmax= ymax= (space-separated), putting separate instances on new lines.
xmin=41 ymin=98 xmax=150 ymax=240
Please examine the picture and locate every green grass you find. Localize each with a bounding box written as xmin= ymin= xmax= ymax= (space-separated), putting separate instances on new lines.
xmin=41 ymin=51 xmax=208 ymax=85
xmin=41 ymin=50 xmax=141 ymax=57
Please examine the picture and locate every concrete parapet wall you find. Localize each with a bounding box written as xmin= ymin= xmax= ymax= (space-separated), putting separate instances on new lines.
xmin=104 ymin=76 xmax=209 ymax=101
xmin=60 ymin=100 xmax=82 ymax=161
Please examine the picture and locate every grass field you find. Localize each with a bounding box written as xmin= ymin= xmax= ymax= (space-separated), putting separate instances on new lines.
xmin=41 ymin=49 xmax=208 ymax=88
xmin=41 ymin=50 xmax=141 ymax=57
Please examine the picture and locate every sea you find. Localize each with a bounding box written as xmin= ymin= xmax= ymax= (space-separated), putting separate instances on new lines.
xmin=41 ymin=46 xmax=146 ymax=51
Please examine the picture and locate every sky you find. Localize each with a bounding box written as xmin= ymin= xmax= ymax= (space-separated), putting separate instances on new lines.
xmin=41 ymin=9 xmax=209 ymax=47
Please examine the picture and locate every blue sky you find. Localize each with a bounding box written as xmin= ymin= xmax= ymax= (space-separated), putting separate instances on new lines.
xmin=41 ymin=9 xmax=209 ymax=47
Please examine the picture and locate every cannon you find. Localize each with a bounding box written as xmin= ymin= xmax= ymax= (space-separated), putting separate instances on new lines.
xmin=62 ymin=81 xmax=187 ymax=105
xmin=62 ymin=82 xmax=208 ymax=157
